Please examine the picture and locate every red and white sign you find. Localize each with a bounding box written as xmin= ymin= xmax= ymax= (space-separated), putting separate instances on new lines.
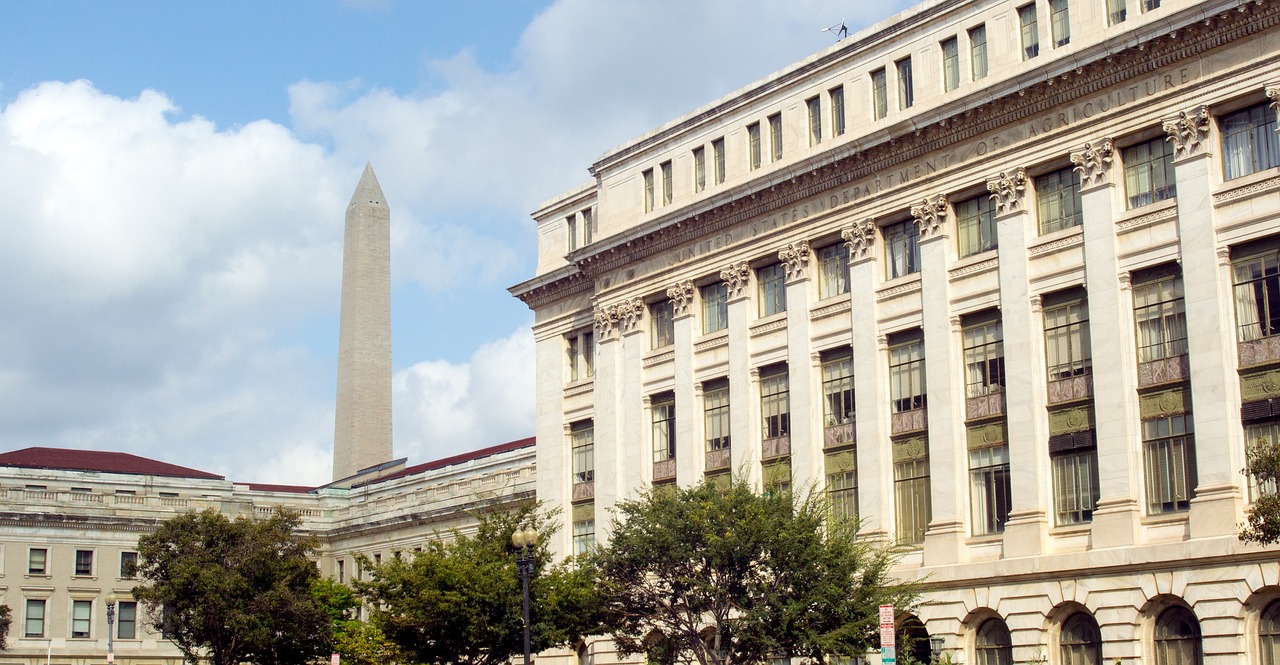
xmin=879 ymin=604 xmax=896 ymax=647
xmin=330 ymin=654 xmax=340 ymax=665
xmin=879 ymin=604 xmax=895 ymax=625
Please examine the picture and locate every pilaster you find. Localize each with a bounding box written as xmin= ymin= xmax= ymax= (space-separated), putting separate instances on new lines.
xmin=618 ymin=301 xmax=647 ymax=505
xmin=723 ymin=262 xmax=759 ymax=486
xmin=844 ymin=221 xmax=891 ymax=539
xmin=591 ymin=302 xmax=623 ymax=543
xmin=781 ymin=242 xmax=818 ymax=488
xmin=669 ymin=281 xmax=700 ymax=486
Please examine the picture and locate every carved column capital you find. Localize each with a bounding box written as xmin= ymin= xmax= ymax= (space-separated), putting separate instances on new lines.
xmin=615 ymin=297 xmax=645 ymax=334
xmin=1029 ymin=294 xmax=1043 ymax=314
xmin=911 ymin=194 xmax=949 ymax=239
xmin=667 ymin=280 xmax=696 ymax=317
xmin=593 ymin=305 xmax=617 ymax=339
xmin=720 ymin=262 xmax=752 ymax=299
xmin=1117 ymin=272 xmax=1133 ymax=290
xmin=778 ymin=240 xmax=811 ymax=280
xmin=1162 ymin=106 xmax=1211 ymax=158
xmin=1071 ymin=138 xmax=1115 ymax=187
xmin=949 ymin=315 xmax=963 ymax=334
xmin=841 ymin=219 xmax=878 ymax=260
xmin=986 ymin=168 xmax=1028 ymax=214
xmin=876 ymin=334 xmax=889 ymax=351
xmin=1216 ymin=246 xmax=1232 ymax=267
xmin=810 ymin=351 xmax=822 ymax=367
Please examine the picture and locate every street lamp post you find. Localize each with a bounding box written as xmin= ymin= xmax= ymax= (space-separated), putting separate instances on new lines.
xmin=510 ymin=526 xmax=538 ymax=665
xmin=105 ymin=592 xmax=118 ymax=664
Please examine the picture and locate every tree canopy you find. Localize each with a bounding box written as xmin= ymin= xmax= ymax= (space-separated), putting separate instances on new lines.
xmin=593 ymin=476 xmax=916 ymax=665
xmin=1242 ymin=434 xmax=1280 ymax=544
xmin=132 ymin=508 xmax=331 ymax=665
xmin=0 ymin=604 xmax=10 ymax=651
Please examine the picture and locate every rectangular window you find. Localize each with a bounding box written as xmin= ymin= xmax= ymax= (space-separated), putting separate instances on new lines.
xmin=75 ymin=549 xmax=93 ymax=576
xmin=896 ymin=57 xmax=914 ymax=110
xmin=970 ymin=445 xmax=1011 ymax=535
xmin=760 ymin=367 xmax=790 ymax=440
xmin=651 ymin=393 xmax=676 ymax=463
xmin=747 ymin=122 xmax=762 ymax=170
xmin=757 ymin=262 xmax=788 ymax=317
xmin=72 ymin=600 xmax=91 ymax=638
xmin=29 ymin=548 xmax=47 ymax=575
xmin=571 ymin=421 xmax=594 ymax=484
xmin=118 ymin=601 xmax=137 ymax=640
xmin=894 ymin=456 xmax=931 ymax=544
xmin=567 ymin=334 xmax=580 ymax=382
xmin=1019 ymin=4 xmax=1040 ymax=59
xmin=701 ymin=282 xmax=728 ymax=334
xmin=1233 ymin=248 xmax=1280 ymax=342
xmin=693 ymin=146 xmax=706 ymax=193
xmin=566 ymin=214 xmax=577 ymax=252
xmin=1053 ymin=447 xmax=1099 ymax=525
xmin=566 ymin=330 xmax=594 ymax=382
xmin=582 ymin=331 xmax=594 ymax=378
xmin=769 ymin=113 xmax=783 ymax=162
xmin=827 ymin=469 xmax=858 ymax=523
xmin=822 ymin=350 xmax=855 ymax=428
xmin=871 ymin=68 xmax=888 ymax=120
xmin=956 ymin=193 xmax=997 ymax=257
xmin=807 ymin=97 xmax=822 ymax=146
xmin=1143 ymin=414 xmax=1196 ymax=514
xmin=712 ymin=138 xmax=726 ymax=184
xmin=650 ymin=299 xmax=675 ymax=350
xmin=1248 ymin=421 xmax=1280 ymax=499
xmin=830 ymin=86 xmax=846 ymax=136
xmin=660 ymin=160 xmax=673 ymax=205
xmin=1044 ymin=297 xmax=1092 ymax=379
xmin=572 ymin=504 xmax=594 ymax=556
xmin=941 ymin=37 xmax=960 ymax=92
xmin=642 ymin=168 xmax=654 ymax=212
xmin=1133 ymin=273 xmax=1187 ymax=363
xmin=1107 ymin=0 xmax=1127 ymax=24
xmin=120 ymin=551 xmax=138 ymax=578
xmin=889 ymin=337 xmax=927 ymax=414
xmin=1050 ymin=0 xmax=1070 ymax=46
xmin=969 ymin=24 xmax=988 ymax=80
xmin=704 ymin=380 xmax=731 ymax=451
xmin=1222 ymin=102 xmax=1280 ymax=180
xmin=884 ymin=219 xmax=920 ymax=279
xmin=25 ymin=599 xmax=45 ymax=638
xmin=817 ymin=242 xmax=850 ymax=300
xmin=1142 ymin=0 xmax=1160 ymax=9
xmin=1123 ymin=136 xmax=1177 ymax=208
xmin=1035 ymin=166 xmax=1083 ymax=234
xmin=963 ymin=319 xmax=1005 ymax=398
xmin=582 ymin=207 xmax=593 ymax=245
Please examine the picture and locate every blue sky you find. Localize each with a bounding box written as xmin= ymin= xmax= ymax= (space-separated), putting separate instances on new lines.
xmin=0 ymin=0 xmax=915 ymax=484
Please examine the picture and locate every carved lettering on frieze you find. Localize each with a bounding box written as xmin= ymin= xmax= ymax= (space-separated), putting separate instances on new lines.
xmin=720 ymin=261 xmax=751 ymax=299
xmin=778 ymin=240 xmax=811 ymax=280
xmin=987 ymin=168 xmax=1027 ymax=214
xmin=667 ymin=280 xmax=695 ymax=316
xmin=841 ymin=220 xmax=877 ymax=259
xmin=911 ymin=195 xmax=949 ymax=239
xmin=1162 ymin=106 xmax=1210 ymax=158
xmin=1071 ymin=138 xmax=1114 ymax=187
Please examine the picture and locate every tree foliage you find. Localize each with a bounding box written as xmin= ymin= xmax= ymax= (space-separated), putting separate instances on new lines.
xmin=1242 ymin=435 xmax=1280 ymax=544
xmin=0 ymin=603 xmax=10 ymax=651
xmin=356 ymin=502 xmax=605 ymax=665
xmin=132 ymin=508 xmax=331 ymax=665
xmin=593 ymin=476 xmax=916 ymax=665
xmin=311 ymin=577 xmax=404 ymax=665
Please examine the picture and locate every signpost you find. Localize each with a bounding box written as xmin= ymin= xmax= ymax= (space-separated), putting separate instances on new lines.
xmin=879 ymin=604 xmax=896 ymax=665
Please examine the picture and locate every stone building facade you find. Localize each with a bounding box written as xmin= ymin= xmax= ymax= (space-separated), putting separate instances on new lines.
xmin=512 ymin=0 xmax=1280 ymax=662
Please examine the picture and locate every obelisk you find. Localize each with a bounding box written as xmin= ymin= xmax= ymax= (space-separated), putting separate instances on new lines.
xmin=333 ymin=163 xmax=393 ymax=480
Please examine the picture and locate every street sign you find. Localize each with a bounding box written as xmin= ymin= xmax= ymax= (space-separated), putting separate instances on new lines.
xmin=879 ymin=604 xmax=894 ymax=625
xmin=330 ymin=653 xmax=340 ymax=665
xmin=881 ymin=646 xmax=896 ymax=664
xmin=880 ymin=625 xmax=896 ymax=646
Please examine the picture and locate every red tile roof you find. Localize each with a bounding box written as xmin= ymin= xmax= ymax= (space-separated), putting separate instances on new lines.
xmin=0 ymin=447 xmax=223 ymax=480
xmin=244 ymin=483 xmax=315 ymax=494
xmin=356 ymin=436 xmax=535 ymax=488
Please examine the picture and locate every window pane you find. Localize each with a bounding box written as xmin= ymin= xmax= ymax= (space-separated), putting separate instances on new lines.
xmin=757 ymin=263 xmax=788 ymax=317
xmin=701 ymin=282 xmax=729 ymax=334
xmin=651 ymin=394 xmax=677 ymax=463
xmin=1222 ymin=103 xmax=1280 ymax=180
xmin=897 ymin=57 xmax=914 ymax=110
xmin=884 ymin=220 xmax=921 ymax=279
xmin=872 ymin=69 xmax=888 ymax=120
xmin=1123 ymin=137 xmax=1176 ymax=208
xmin=571 ymin=422 xmax=594 ymax=483
xmin=1019 ymin=4 xmax=1040 ymax=59
xmin=942 ymin=37 xmax=960 ymax=92
xmin=704 ymin=382 xmax=731 ymax=451
xmin=970 ymin=25 xmax=988 ymax=80
xmin=1036 ymin=167 xmax=1083 ymax=234
xmin=1050 ymin=0 xmax=1071 ymax=46
xmin=1053 ymin=448 xmax=1099 ymax=524
xmin=818 ymin=242 xmax=851 ymax=299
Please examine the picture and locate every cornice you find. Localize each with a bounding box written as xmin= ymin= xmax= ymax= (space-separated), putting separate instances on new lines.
xmin=510 ymin=265 xmax=592 ymax=309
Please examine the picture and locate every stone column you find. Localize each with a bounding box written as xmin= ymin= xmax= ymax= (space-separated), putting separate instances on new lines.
xmin=618 ymin=300 xmax=647 ymax=505
xmin=1073 ymin=138 xmax=1144 ymax=547
xmin=781 ymin=241 xmax=819 ymax=486
xmin=914 ymin=195 xmax=966 ymax=565
xmin=988 ymin=168 xmax=1051 ymax=557
xmin=722 ymin=262 xmax=760 ymax=486
xmin=668 ymin=281 xmax=701 ymax=486
xmin=591 ymin=303 xmax=624 ymax=542
xmin=1164 ymin=106 xmax=1245 ymax=537
xmin=843 ymin=221 xmax=891 ymax=539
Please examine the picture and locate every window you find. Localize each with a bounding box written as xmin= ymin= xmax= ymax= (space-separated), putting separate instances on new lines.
xmin=582 ymin=207 xmax=593 ymax=245
xmin=642 ymin=168 xmax=654 ymax=212
xmin=29 ymin=548 xmax=47 ymax=575
xmin=894 ymin=454 xmax=931 ymax=545
xmin=1036 ymin=166 xmax=1082 ymax=234
xmin=1233 ymin=247 xmax=1280 ymax=341
xmin=830 ymin=86 xmax=846 ymax=136
xmin=969 ymin=24 xmax=988 ymax=80
xmin=971 ymin=445 xmax=1012 ymax=535
xmin=25 ymin=599 xmax=45 ymax=638
xmin=693 ymin=146 xmax=706 ymax=193
xmin=1222 ymin=102 xmax=1280 ymax=180
xmin=1142 ymin=0 xmax=1161 ymax=9
xmin=651 ymin=299 xmax=675 ymax=349
xmin=651 ymin=393 xmax=676 ymax=463
xmin=1019 ymin=4 xmax=1040 ymax=59
xmin=956 ymin=193 xmax=997 ymax=257
xmin=1133 ymin=272 xmax=1187 ymax=363
xmin=1053 ymin=447 xmax=1099 ymax=525
xmin=1249 ymin=421 xmax=1280 ymax=499
xmin=963 ymin=318 xmax=1005 ymax=398
xmin=817 ymin=242 xmax=850 ymax=300
xmin=571 ymin=421 xmax=594 ymax=484
xmin=822 ymin=350 xmax=855 ymax=428
xmin=712 ymin=138 xmax=726 ymax=184
xmin=566 ymin=330 xmax=595 ymax=382
xmin=760 ymin=367 xmax=790 ymax=440
xmin=1107 ymin=0 xmax=1127 ymax=24
xmin=75 ymin=549 xmax=93 ymax=576
xmin=337 ymin=559 xmax=345 ymax=583
xmin=72 ymin=600 xmax=91 ymax=638
xmin=1261 ymin=600 xmax=1280 ymax=665
xmin=1050 ymin=0 xmax=1070 ymax=46
xmin=701 ymin=282 xmax=728 ymax=334
xmin=1122 ymin=136 xmax=1177 ymax=208
xmin=763 ymin=461 xmax=791 ymax=496
xmin=896 ymin=57 xmax=914 ymax=110
xmin=941 ymin=37 xmax=960 ymax=92
xmin=1154 ymin=606 xmax=1203 ymax=665
xmin=120 ymin=551 xmax=138 ymax=578
xmin=118 ymin=601 xmax=137 ymax=640
xmin=572 ymin=504 xmax=594 ymax=556
xmin=1144 ymin=414 xmax=1196 ymax=514
xmin=748 ymin=122 xmax=762 ymax=170
xmin=871 ymin=68 xmax=888 ymax=120
xmin=827 ymin=468 xmax=858 ymax=524
xmin=660 ymin=160 xmax=673 ymax=205
xmin=757 ymin=263 xmax=787 ymax=317
xmin=975 ymin=618 xmax=1013 ymax=665
xmin=1059 ymin=613 xmax=1102 ymax=664
xmin=704 ymin=380 xmax=731 ymax=451
xmin=566 ymin=214 xmax=577 ymax=252
xmin=889 ymin=338 xmax=926 ymax=414
xmin=884 ymin=219 xmax=920 ymax=279
xmin=1044 ymin=297 xmax=1092 ymax=379
xmin=769 ymin=113 xmax=783 ymax=162
xmin=807 ymin=97 xmax=821 ymax=146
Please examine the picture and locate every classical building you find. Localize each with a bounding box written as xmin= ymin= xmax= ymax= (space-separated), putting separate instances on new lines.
xmin=512 ymin=0 xmax=1280 ymax=662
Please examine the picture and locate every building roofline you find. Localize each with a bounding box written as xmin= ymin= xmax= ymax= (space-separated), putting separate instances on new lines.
xmin=353 ymin=436 xmax=535 ymax=488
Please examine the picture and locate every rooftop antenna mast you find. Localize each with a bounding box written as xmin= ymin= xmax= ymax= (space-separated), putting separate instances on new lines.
xmin=823 ymin=19 xmax=848 ymax=41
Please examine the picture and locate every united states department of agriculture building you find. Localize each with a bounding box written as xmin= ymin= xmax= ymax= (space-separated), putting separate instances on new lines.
xmin=511 ymin=0 xmax=1280 ymax=661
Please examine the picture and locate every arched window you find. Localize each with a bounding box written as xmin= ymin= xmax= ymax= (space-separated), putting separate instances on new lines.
xmin=975 ymin=617 xmax=1013 ymax=665
xmin=897 ymin=614 xmax=932 ymax=664
xmin=1060 ymin=612 xmax=1102 ymax=665
xmin=577 ymin=641 xmax=592 ymax=665
xmin=1262 ymin=600 xmax=1280 ymax=665
xmin=1154 ymin=605 xmax=1202 ymax=665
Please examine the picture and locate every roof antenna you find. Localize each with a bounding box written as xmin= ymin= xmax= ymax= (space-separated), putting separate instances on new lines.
xmin=823 ymin=20 xmax=848 ymax=41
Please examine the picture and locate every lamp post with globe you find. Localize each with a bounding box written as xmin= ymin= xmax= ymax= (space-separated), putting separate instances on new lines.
xmin=510 ymin=526 xmax=539 ymax=665
xmin=105 ymin=591 xmax=118 ymax=663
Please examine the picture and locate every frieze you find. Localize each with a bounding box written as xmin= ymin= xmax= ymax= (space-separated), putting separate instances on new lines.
xmin=643 ymin=350 xmax=675 ymax=368
xmin=987 ymin=169 xmax=1027 ymax=214
xmin=842 ymin=220 xmax=877 ymax=260
xmin=1213 ymin=174 xmax=1280 ymax=206
xmin=694 ymin=332 xmax=730 ymax=352
xmin=1116 ymin=205 xmax=1178 ymax=232
xmin=966 ymin=421 xmax=1008 ymax=450
xmin=949 ymin=257 xmax=999 ymax=280
xmin=1243 ymin=367 xmax=1280 ymax=402
xmin=1027 ymin=230 xmax=1084 ymax=257
xmin=877 ymin=276 xmax=923 ymax=300
xmin=779 ymin=240 xmax=812 ymax=280
xmin=811 ymin=299 xmax=852 ymax=320
xmin=1138 ymin=386 xmax=1192 ymax=419
xmin=911 ymin=194 xmax=949 ymax=239
xmin=720 ymin=261 xmax=751 ymax=298
xmin=1241 ymin=337 xmax=1280 ymax=369
xmin=1070 ymin=138 xmax=1114 ymax=187
xmin=891 ymin=435 xmax=928 ymax=461
xmin=667 ymin=280 xmax=695 ymax=316
xmin=750 ymin=317 xmax=789 ymax=337
xmin=1162 ymin=106 xmax=1211 ymax=158
xmin=1048 ymin=404 xmax=1096 ymax=436
xmin=563 ymin=381 xmax=595 ymax=398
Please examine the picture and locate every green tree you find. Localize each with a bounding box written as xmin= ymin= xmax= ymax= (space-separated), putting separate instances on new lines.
xmin=1242 ymin=435 xmax=1280 ymax=544
xmin=0 ymin=604 xmax=10 ymax=650
xmin=311 ymin=577 xmax=404 ymax=665
xmin=356 ymin=503 xmax=604 ymax=665
xmin=132 ymin=508 xmax=331 ymax=665
xmin=594 ymin=476 xmax=916 ymax=665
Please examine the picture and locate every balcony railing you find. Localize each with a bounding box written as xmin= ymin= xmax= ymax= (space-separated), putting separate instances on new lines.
xmin=762 ymin=436 xmax=791 ymax=460
xmin=966 ymin=391 xmax=1006 ymax=420
xmin=823 ymin=422 xmax=856 ymax=448
xmin=653 ymin=459 xmax=676 ymax=482
xmin=891 ymin=408 xmax=927 ymax=435
xmin=1240 ymin=336 xmax=1280 ymax=368
xmin=705 ymin=448 xmax=731 ymax=471
xmin=1047 ymin=374 xmax=1093 ymax=405
xmin=1137 ymin=355 xmax=1190 ymax=387
xmin=572 ymin=481 xmax=595 ymax=501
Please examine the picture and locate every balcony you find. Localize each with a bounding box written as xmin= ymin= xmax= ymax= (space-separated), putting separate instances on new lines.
xmin=966 ymin=391 xmax=1006 ymax=421
xmin=572 ymin=481 xmax=595 ymax=501
xmin=1137 ymin=355 xmax=1190 ymax=387
xmin=1240 ymin=336 xmax=1280 ymax=368
xmin=705 ymin=447 xmax=731 ymax=471
xmin=891 ymin=408 xmax=927 ymax=435
xmin=824 ymin=422 xmax=856 ymax=448
xmin=762 ymin=436 xmax=791 ymax=460
xmin=1047 ymin=374 xmax=1092 ymax=405
xmin=652 ymin=459 xmax=676 ymax=482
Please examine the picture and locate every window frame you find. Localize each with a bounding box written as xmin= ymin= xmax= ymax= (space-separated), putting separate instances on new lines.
xmin=71 ymin=599 xmax=92 ymax=639
xmin=821 ymin=349 xmax=855 ymax=428
xmin=74 ymin=549 xmax=94 ymax=577
xmin=871 ymin=68 xmax=889 ymax=120
xmin=703 ymin=380 xmax=731 ymax=452
xmin=760 ymin=367 xmax=791 ymax=440
xmin=889 ymin=337 xmax=927 ymax=414
xmin=1122 ymin=135 xmax=1177 ymax=209
xmin=969 ymin=24 xmax=989 ymax=80
xmin=1107 ymin=0 xmax=1128 ymax=24
xmin=963 ymin=318 xmax=1006 ymax=398
xmin=693 ymin=146 xmax=706 ymax=193
xmin=1222 ymin=102 xmax=1280 ymax=180
xmin=1018 ymin=3 xmax=1040 ymax=59
xmin=120 ymin=551 xmax=138 ymax=579
xmin=1052 ymin=447 xmax=1100 ymax=525
xmin=757 ymin=263 xmax=788 ymax=318
xmin=1044 ymin=297 xmax=1092 ymax=380
xmin=941 ymin=37 xmax=960 ymax=92
xmin=701 ymin=282 xmax=729 ymax=334
xmin=970 ymin=444 xmax=1012 ymax=535
xmin=660 ymin=160 xmax=673 ymax=205
xmin=1143 ymin=414 xmax=1196 ymax=514
xmin=117 ymin=601 xmax=138 ymax=640
xmin=651 ymin=393 xmax=677 ymax=463
xmin=650 ymin=299 xmax=675 ymax=350
xmin=956 ymin=193 xmax=998 ymax=257
xmin=768 ymin=113 xmax=783 ymax=162
xmin=1233 ymin=247 xmax=1280 ymax=342
xmin=1035 ymin=166 xmax=1083 ymax=235
xmin=642 ymin=168 xmax=654 ymax=212
xmin=712 ymin=138 xmax=726 ymax=184
xmin=817 ymin=242 xmax=850 ymax=300
xmin=1049 ymin=0 xmax=1071 ymax=47
xmin=25 ymin=598 xmax=46 ymax=638
xmin=806 ymin=96 xmax=822 ymax=146
xmin=894 ymin=455 xmax=931 ymax=545
xmin=28 ymin=547 xmax=48 ymax=575
xmin=896 ymin=57 xmax=914 ymax=110
xmin=1133 ymin=272 xmax=1187 ymax=363
xmin=571 ymin=421 xmax=594 ymax=485
xmin=829 ymin=85 xmax=846 ymax=136
xmin=884 ymin=219 xmax=921 ymax=280
xmin=748 ymin=122 xmax=762 ymax=170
